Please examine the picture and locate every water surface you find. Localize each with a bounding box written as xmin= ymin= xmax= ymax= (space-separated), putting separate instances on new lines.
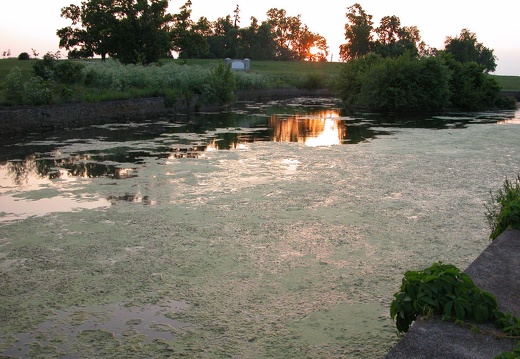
xmin=1 ymin=98 xmax=519 ymax=358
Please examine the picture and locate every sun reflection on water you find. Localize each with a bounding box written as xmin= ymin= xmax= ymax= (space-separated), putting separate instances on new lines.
xmin=270 ymin=110 xmax=345 ymax=147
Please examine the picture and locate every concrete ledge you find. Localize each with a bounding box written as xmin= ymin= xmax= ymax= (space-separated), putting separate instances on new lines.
xmin=386 ymin=229 xmax=520 ymax=358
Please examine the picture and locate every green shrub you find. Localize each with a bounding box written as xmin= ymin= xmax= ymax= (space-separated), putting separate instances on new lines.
xmin=234 ymin=71 xmax=270 ymax=90
xmin=24 ymin=76 xmax=53 ymax=105
xmin=18 ymin=52 xmax=30 ymax=61
xmin=33 ymin=52 xmax=59 ymax=80
xmin=163 ymin=88 xmax=179 ymax=108
xmin=208 ymin=61 xmax=236 ymax=106
xmin=334 ymin=51 xmax=514 ymax=112
xmin=390 ymin=262 xmax=498 ymax=333
xmin=297 ymin=73 xmax=326 ymax=90
xmin=5 ymin=66 xmax=25 ymax=104
xmin=334 ymin=53 xmax=451 ymax=112
xmin=54 ymin=61 xmax=85 ymax=84
xmin=57 ymin=85 xmax=75 ymax=102
xmin=448 ymin=60 xmax=500 ymax=110
xmin=485 ymin=175 xmax=520 ymax=240
xmin=391 ymin=262 xmax=520 ymax=358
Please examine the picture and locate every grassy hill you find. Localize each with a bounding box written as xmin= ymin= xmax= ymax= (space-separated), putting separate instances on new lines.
xmin=169 ymin=59 xmax=520 ymax=91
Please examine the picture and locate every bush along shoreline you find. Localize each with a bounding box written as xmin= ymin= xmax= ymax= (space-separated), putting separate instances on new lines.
xmin=333 ymin=53 xmax=517 ymax=112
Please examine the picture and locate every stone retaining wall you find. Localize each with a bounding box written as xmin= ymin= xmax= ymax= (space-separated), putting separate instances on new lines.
xmin=0 ymin=89 xmax=334 ymax=137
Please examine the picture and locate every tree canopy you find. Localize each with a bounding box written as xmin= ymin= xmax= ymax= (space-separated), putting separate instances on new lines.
xmin=339 ymin=3 xmax=373 ymax=61
xmin=333 ymin=3 xmax=509 ymax=112
xmin=443 ymin=28 xmax=497 ymax=73
xmin=339 ymin=3 xmax=427 ymax=61
xmin=170 ymin=2 xmax=328 ymax=61
xmin=57 ymin=0 xmax=329 ymax=62
xmin=57 ymin=0 xmax=172 ymax=64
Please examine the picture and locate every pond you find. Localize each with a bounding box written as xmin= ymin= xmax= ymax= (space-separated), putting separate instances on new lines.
xmin=0 ymin=98 xmax=519 ymax=358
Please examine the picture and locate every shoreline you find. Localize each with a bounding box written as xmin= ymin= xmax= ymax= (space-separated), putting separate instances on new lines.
xmin=0 ymin=88 xmax=334 ymax=137
xmin=0 ymin=88 xmax=516 ymax=137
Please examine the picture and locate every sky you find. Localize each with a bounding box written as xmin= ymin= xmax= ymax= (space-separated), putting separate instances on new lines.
xmin=1 ymin=0 xmax=519 ymax=75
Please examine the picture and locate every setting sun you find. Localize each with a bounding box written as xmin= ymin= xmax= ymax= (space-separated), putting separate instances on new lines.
xmin=309 ymin=46 xmax=320 ymax=55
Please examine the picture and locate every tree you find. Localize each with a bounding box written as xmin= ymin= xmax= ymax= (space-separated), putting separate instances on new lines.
xmin=339 ymin=3 xmax=373 ymax=61
xmin=57 ymin=0 xmax=172 ymax=64
xmin=267 ymin=8 xmax=328 ymax=61
xmin=57 ymin=0 xmax=118 ymax=61
xmin=444 ymin=29 xmax=496 ymax=73
xmin=206 ymin=15 xmax=238 ymax=58
xmin=235 ymin=17 xmax=277 ymax=60
xmin=375 ymin=15 xmax=401 ymax=45
xmin=294 ymin=26 xmax=328 ymax=61
xmin=267 ymin=8 xmax=301 ymax=60
xmin=340 ymin=6 xmax=428 ymax=61
xmin=373 ymin=17 xmax=425 ymax=58
xmin=233 ymin=4 xmax=240 ymax=28
xmin=171 ymin=0 xmax=210 ymax=58
xmin=18 ymin=52 xmax=31 ymax=60
xmin=113 ymin=0 xmax=173 ymax=64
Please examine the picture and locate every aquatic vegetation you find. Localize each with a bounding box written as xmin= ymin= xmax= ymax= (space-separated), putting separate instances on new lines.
xmin=0 ymin=101 xmax=519 ymax=357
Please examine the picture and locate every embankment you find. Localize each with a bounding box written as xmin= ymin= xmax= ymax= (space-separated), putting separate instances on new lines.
xmin=0 ymin=89 xmax=333 ymax=137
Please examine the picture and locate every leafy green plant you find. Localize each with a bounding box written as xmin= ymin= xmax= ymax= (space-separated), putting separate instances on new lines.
xmin=297 ymin=73 xmax=326 ymax=90
xmin=485 ymin=175 xmax=520 ymax=240
xmin=390 ymin=262 xmax=498 ymax=333
xmin=33 ymin=52 xmax=60 ymax=80
xmin=24 ymin=76 xmax=53 ymax=105
xmin=391 ymin=262 xmax=520 ymax=358
xmin=495 ymin=343 xmax=520 ymax=359
xmin=208 ymin=61 xmax=236 ymax=106
xmin=5 ymin=66 xmax=24 ymax=104
xmin=54 ymin=61 xmax=85 ymax=85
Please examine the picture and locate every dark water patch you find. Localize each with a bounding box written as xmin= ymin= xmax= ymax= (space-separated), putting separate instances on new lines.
xmin=2 ymin=301 xmax=190 ymax=358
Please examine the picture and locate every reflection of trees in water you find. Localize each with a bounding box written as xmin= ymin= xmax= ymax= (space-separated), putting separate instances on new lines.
xmin=6 ymin=157 xmax=36 ymax=186
xmin=5 ymin=153 xmax=136 ymax=186
xmin=107 ymin=193 xmax=153 ymax=205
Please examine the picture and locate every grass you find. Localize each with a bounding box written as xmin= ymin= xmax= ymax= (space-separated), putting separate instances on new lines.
xmin=167 ymin=58 xmax=344 ymax=88
xmin=0 ymin=58 xmax=38 ymax=81
xmin=493 ymin=75 xmax=520 ymax=91
xmin=156 ymin=58 xmax=520 ymax=91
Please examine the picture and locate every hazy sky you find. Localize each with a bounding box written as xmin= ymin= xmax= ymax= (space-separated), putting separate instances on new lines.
xmin=1 ymin=0 xmax=518 ymax=75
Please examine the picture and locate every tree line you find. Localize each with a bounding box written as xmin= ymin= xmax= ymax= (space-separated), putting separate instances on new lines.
xmin=339 ymin=3 xmax=497 ymax=72
xmin=57 ymin=0 xmax=329 ymax=64
xmin=54 ymin=0 xmax=514 ymax=111
xmin=333 ymin=3 xmax=514 ymax=111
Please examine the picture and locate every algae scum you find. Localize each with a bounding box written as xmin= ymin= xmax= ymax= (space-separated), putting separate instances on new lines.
xmin=0 ymin=98 xmax=519 ymax=358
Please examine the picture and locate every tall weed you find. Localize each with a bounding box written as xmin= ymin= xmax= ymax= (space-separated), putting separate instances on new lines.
xmin=5 ymin=66 xmax=24 ymax=104
xmin=24 ymin=76 xmax=53 ymax=105
xmin=485 ymin=175 xmax=520 ymax=240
